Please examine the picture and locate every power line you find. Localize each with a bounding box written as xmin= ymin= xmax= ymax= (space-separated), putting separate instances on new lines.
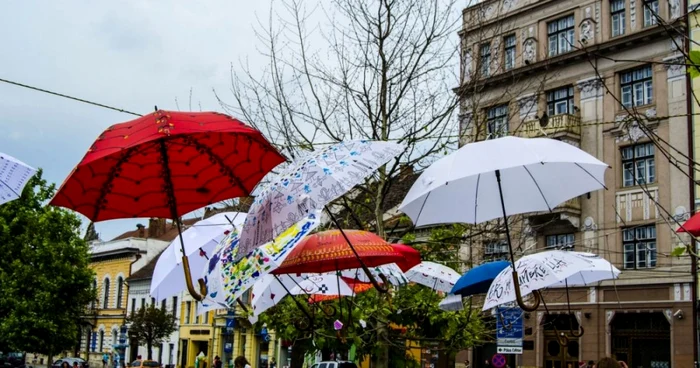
xmin=0 ymin=77 xmax=142 ymax=117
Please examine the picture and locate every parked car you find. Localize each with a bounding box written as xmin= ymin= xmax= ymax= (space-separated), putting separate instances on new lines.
xmin=52 ymin=357 xmax=88 ymax=368
xmin=130 ymin=360 xmax=161 ymax=368
xmin=309 ymin=361 xmax=357 ymax=368
xmin=0 ymin=352 xmax=26 ymax=368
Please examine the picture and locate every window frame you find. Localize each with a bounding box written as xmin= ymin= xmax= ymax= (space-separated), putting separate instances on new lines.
xmin=486 ymin=104 xmax=509 ymax=139
xmin=503 ymin=34 xmax=516 ymax=70
xmin=185 ymin=301 xmax=192 ymax=324
xmin=103 ymin=278 xmax=110 ymax=309
xmin=115 ymin=277 xmax=124 ymax=309
xmin=620 ymin=65 xmax=653 ymax=108
xmin=547 ymin=15 xmax=575 ymax=57
xmin=480 ymin=42 xmax=492 ymax=77
xmin=643 ymin=0 xmax=660 ymax=27
xmin=611 ymin=0 xmax=626 ymax=37
xmin=621 ymin=142 xmax=655 ymax=187
xmin=622 ymin=225 xmax=657 ymax=269
xmin=545 ymin=233 xmax=575 ymax=250
xmin=546 ymin=86 xmax=575 ymax=116
xmin=172 ymin=296 xmax=178 ymax=317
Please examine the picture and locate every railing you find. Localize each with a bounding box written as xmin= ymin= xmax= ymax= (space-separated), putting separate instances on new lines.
xmin=519 ymin=114 xmax=581 ymax=138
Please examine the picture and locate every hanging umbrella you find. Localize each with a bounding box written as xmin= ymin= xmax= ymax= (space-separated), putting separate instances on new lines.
xmin=289 ymin=274 xmax=356 ymax=297
xmin=50 ymin=110 xmax=284 ymax=300
xmin=391 ymin=244 xmax=422 ymax=272
xmin=199 ymin=211 xmax=321 ymax=311
xmin=546 ymin=252 xmax=620 ymax=288
xmin=398 ymin=136 xmax=609 ymax=311
xmin=249 ymin=273 xmax=310 ymax=317
xmin=272 ymin=229 xmax=406 ymax=275
xmin=339 ymin=263 xmax=408 ymax=286
xmin=676 ymin=212 xmax=700 ymax=236
xmin=0 ymin=152 xmax=37 ymax=205
xmin=481 ymin=250 xmax=599 ymax=311
xmin=239 ymin=140 xmax=404 ymax=256
xmin=438 ymin=294 xmax=465 ymax=312
xmin=150 ymin=212 xmax=246 ymax=301
xmin=308 ymin=278 xmax=374 ymax=304
xmin=404 ymin=261 xmax=460 ymax=293
xmin=450 ymin=260 xmax=510 ymax=297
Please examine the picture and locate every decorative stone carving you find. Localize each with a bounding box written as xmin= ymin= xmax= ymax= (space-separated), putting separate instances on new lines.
xmin=670 ymin=0 xmax=681 ymax=20
xmin=615 ymin=114 xmax=629 ymax=123
xmin=645 ymin=107 xmax=657 ymax=119
xmin=517 ymin=93 xmax=538 ymax=120
xmin=630 ymin=0 xmax=637 ymax=31
xmin=606 ymin=310 xmax=615 ymax=324
xmin=582 ymin=216 xmax=598 ymax=231
xmin=674 ymin=206 xmax=690 ymax=222
xmin=523 ymin=38 xmax=536 ymax=63
xmin=462 ymin=48 xmax=473 ymax=83
xmin=664 ymin=309 xmax=673 ymax=323
xmin=684 ymin=283 xmax=691 ymax=301
xmin=664 ymin=55 xmax=685 ymax=80
xmin=589 ymin=287 xmax=597 ymax=303
xmin=577 ymin=77 xmax=604 ymax=100
xmin=580 ymin=20 xmax=593 ymax=44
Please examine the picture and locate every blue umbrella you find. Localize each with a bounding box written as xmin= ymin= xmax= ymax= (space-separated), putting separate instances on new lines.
xmin=450 ymin=260 xmax=509 ymax=296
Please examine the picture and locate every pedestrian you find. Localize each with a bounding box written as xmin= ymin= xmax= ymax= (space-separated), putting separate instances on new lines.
xmin=73 ymin=362 xmax=79 ymax=368
xmin=214 ymin=356 xmax=222 ymax=368
xmin=103 ymin=353 xmax=109 ymax=368
xmin=269 ymin=358 xmax=276 ymax=368
xmin=233 ymin=357 xmax=251 ymax=368
xmin=587 ymin=361 xmax=595 ymax=368
xmin=60 ymin=362 xmax=70 ymax=368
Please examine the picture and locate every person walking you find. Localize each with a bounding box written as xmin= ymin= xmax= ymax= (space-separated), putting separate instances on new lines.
xmin=102 ymin=354 xmax=109 ymax=368
xmin=214 ymin=356 xmax=222 ymax=368
xmin=233 ymin=357 xmax=251 ymax=368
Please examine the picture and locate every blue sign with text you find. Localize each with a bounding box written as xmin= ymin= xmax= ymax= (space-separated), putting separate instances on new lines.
xmin=226 ymin=318 xmax=235 ymax=328
xmin=496 ymin=306 xmax=523 ymax=339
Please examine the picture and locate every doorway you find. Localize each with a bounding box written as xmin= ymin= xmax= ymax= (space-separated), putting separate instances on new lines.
xmin=180 ymin=340 xmax=189 ymax=368
xmin=542 ymin=314 xmax=580 ymax=368
xmin=611 ymin=312 xmax=670 ymax=368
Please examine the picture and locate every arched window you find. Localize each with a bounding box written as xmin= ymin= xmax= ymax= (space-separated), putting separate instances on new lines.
xmin=99 ymin=330 xmax=104 ymax=352
xmin=103 ymin=278 xmax=110 ymax=309
xmin=115 ymin=277 xmax=124 ymax=308
xmin=112 ymin=329 xmax=118 ymax=346
xmin=91 ymin=280 xmax=97 ymax=309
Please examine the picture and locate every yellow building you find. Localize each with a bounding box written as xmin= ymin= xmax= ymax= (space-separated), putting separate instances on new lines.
xmin=77 ymin=219 xmax=174 ymax=366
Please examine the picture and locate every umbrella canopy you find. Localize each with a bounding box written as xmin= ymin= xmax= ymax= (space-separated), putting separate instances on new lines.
xmin=289 ymin=274 xmax=356 ymax=297
xmin=0 ymin=152 xmax=37 ymax=205
xmin=150 ymin=212 xmax=246 ymax=300
xmin=450 ymin=261 xmax=510 ymax=297
xmin=50 ymin=110 xmax=284 ymax=221
xmin=308 ymin=278 xmax=373 ymax=304
xmin=677 ymin=212 xmax=700 ymax=236
xmin=272 ymin=229 xmax=406 ymax=275
xmin=398 ymin=136 xmax=609 ymax=227
xmin=339 ymin=263 xmax=408 ymax=286
xmin=391 ymin=244 xmax=422 ymax=272
xmin=482 ymin=251 xmax=600 ymax=311
xmin=438 ymin=294 xmax=464 ymax=312
xmin=199 ymin=211 xmax=321 ymax=310
xmin=405 ymin=261 xmax=461 ymax=293
xmin=238 ymin=140 xmax=404 ymax=259
xmin=546 ymin=252 xmax=620 ymax=288
xmin=250 ymin=273 xmax=309 ymax=317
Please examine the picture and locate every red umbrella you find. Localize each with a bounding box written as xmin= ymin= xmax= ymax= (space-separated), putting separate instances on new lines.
xmin=391 ymin=244 xmax=421 ymax=272
xmin=51 ymin=110 xmax=285 ymax=300
xmin=676 ymin=212 xmax=700 ymax=236
xmin=272 ymin=230 xmax=405 ymax=275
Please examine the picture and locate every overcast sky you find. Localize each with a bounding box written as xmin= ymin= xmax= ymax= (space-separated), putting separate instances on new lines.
xmin=0 ymin=1 xmax=280 ymax=240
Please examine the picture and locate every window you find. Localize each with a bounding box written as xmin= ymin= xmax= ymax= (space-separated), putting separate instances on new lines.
xmin=161 ymin=299 xmax=166 ymax=310
xmin=195 ymin=313 xmax=200 ymax=324
xmin=151 ymin=297 xmax=156 ymax=305
xmin=99 ymin=330 xmax=104 ymax=352
xmin=103 ymin=278 xmax=110 ymax=309
xmin=185 ymin=301 xmax=191 ymax=324
xmin=172 ymin=296 xmax=178 ymax=317
xmin=112 ymin=330 xmax=118 ymax=346
xmin=546 ymin=234 xmax=575 ymax=250
xmin=480 ymin=43 xmax=491 ymax=77
xmin=241 ymin=289 xmax=252 ymax=305
xmin=623 ymin=225 xmax=657 ymax=269
xmin=546 ymin=86 xmax=575 ymax=116
xmin=141 ymin=298 xmax=146 ymax=309
xmin=611 ymin=0 xmax=626 ymax=37
xmin=130 ymin=298 xmax=136 ymax=315
xmin=643 ymin=0 xmax=659 ymax=27
xmin=547 ymin=15 xmax=575 ymax=56
xmin=484 ymin=240 xmax=508 ymax=255
xmin=504 ymin=35 xmax=516 ymax=70
xmin=91 ymin=280 xmax=97 ymax=309
xmin=116 ymin=277 xmax=123 ymax=308
xmin=204 ymin=311 xmax=210 ymax=323
xmin=486 ymin=105 xmax=509 ymax=139
xmin=621 ymin=142 xmax=655 ymax=187
xmin=620 ymin=65 xmax=653 ymax=107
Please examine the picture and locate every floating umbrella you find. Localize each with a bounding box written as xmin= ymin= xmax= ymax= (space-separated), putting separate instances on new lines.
xmin=399 ymin=136 xmax=609 ymax=311
xmin=0 ymin=152 xmax=37 ymax=205
xmin=391 ymin=244 xmax=422 ymax=272
xmin=150 ymin=212 xmax=246 ymax=301
xmin=339 ymin=263 xmax=408 ymax=286
xmin=50 ymin=110 xmax=284 ymax=300
xmin=450 ymin=260 xmax=510 ymax=297
xmin=308 ymin=278 xmax=373 ymax=304
xmin=404 ymin=261 xmax=460 ymax=293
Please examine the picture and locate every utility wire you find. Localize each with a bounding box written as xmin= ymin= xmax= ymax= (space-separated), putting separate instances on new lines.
xmin=0 ymin=77 xmax=142 ymax=117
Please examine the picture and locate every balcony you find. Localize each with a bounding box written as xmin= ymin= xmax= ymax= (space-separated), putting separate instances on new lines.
xmin=527 ymin=197 xmax=582 ymax=230
xmin=519 ymin=114 xmax=581 ymax=140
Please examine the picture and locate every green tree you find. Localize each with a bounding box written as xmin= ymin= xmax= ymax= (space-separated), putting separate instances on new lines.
xmin=0 ymin=169 xmax=95 ymax=362
xmin=126 ymin=305 xmax=177 ymax=360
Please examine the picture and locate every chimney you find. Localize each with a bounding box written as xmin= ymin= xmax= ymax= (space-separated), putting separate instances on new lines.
xmin=136 ymin=224 xmax=145 ymax=238
xmin=399 ymin=164 xmax=414 ymax=179
xmin=148 ymin=218 xmax=167 ymax=238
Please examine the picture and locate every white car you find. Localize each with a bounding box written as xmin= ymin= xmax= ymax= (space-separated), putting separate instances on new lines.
xmin=309 ymin=361 xmax=357 ymax=368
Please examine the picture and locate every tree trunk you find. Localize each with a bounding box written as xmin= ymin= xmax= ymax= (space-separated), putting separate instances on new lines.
xmin=147 ymin=341 xmax=153 ymax=360
xmin=290 ymin=343 xmax=305 ymax=368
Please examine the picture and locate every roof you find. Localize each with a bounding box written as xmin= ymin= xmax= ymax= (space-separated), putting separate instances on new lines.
xmin=112 ymin=218 xmax=199 ymax=242
xmin=127 ymin=249 xmax=165 ymax=282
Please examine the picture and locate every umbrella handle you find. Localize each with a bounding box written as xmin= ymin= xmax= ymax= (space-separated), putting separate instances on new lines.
xmin=555 ymin=328 xmax=570 ymax=347
xmin=235 ymin=298 xmax=249 ymax=313
xmin=182 ymin=255 xmax=206 ymax=301
xmin=570 ymin=325 xmax=584 ymax=338
xmin=511 ymin=271 xmax=540 ymax=312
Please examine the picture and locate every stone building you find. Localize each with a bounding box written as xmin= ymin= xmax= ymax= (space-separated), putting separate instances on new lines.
xmin=457 ymin=0 xmax=692 ymax=367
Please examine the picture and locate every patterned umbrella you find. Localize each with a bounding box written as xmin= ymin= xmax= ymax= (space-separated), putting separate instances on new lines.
xmin=0 ymin=152 xmax=36 ymax=205
xmin=404 ymin=261 xmax=461 ymax=293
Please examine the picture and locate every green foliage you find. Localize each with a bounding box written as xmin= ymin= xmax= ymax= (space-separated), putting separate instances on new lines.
xmin=125 ymin=305 xmax=177 ymax=360
xmin=689 ymin=50 xmax=700 ymax=79
xmin=0 ymin=169 xmax=95 ymax=356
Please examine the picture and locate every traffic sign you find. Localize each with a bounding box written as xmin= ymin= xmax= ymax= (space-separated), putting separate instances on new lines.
xmin=226 ymin=318 xmax=235 ymax=328
xmin=496 ymin=306 xmax=523 ymax=354
xmin=492 ymin=353 xmax=507 ymax=368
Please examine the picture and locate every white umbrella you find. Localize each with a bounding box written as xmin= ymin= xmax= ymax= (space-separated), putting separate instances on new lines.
xmin=399 ymin=137 xmax=608 ymax=226
xmin=438 ymin=294 xmax=464 ymax=312
xmin=405 ymin=261 xmax=461 ymax=293
xmin=251 ymin=273 xmax=309 ymax=317
xmin=482 ymin=250 xmax=599 ymax=311
xmin=0 ymin=152 xmax=37 ymax=205
xmin=289 ymin=274 xmax=356 ymax=297
xmin=239 ymin=140 xmax=405 ymax=259
xmin=547 ymin=252 xmax=620 ymax=288
xmin=151 ymin=212 xmax=246 ymax=301
xmin=339 ymin=263 xmax=408 ymax=286
xmin=398 ymin=137 xmax=609 ymax=310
